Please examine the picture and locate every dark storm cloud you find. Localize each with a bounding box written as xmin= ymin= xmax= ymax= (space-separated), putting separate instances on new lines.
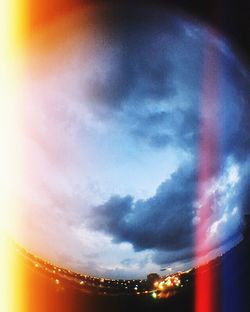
xmin=86 ymin=6 xmax=181 ymax=112
xmin=88 ymin=161 xmax=197 ymax=262
xmin=87 ymin=40 xmax=175 ymax=111
xmin=86 ymin=5 xmax=250 ymax=159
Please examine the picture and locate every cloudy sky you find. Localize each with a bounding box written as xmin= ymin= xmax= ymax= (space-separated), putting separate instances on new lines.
xmin=9 ymin=4 xmax=250 ymax=278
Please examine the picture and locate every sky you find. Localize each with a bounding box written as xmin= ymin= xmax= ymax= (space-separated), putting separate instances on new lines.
xmin=7 ymin=4 xmax=250 ymax=279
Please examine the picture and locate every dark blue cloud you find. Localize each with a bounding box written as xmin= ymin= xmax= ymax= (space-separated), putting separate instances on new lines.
xmin=86 ymin=6 xmax=181 ymax=113
xmin=83 ymin=6 xmax=203 ymax=152
xmin=85 ymin=6 xmax=250 ymax=160
xmin=88 ymin=161 xmax=197 ymax=263
xmin=88 ymin=155 xmax=248 ymax=265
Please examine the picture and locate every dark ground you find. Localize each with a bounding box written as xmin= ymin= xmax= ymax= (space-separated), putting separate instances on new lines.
xmin=9 ymin=230 xmax=250 ymax=312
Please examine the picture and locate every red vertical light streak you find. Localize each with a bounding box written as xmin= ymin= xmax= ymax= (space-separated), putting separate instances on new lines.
xmin=195 ymin=30 xmax=220 ymax=312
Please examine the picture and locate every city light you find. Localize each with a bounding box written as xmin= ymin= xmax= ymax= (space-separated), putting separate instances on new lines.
xmin=3 ymin=238 xmax=194 ymax=300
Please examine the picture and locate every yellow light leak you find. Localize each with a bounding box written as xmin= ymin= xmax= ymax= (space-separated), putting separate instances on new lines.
xmin=0 ymin=0 xmax=27 ymax=311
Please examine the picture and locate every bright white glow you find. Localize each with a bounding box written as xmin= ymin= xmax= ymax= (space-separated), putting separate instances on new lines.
xmin=0 ymin=0 xmax=26 ymax=311
xmin=232 ymin=206 xmax=238 ymax=216
xmin=228 ymin=164 xmax=240 ymax=186
xmin=209 ymin=213 xmax=228 ymax=236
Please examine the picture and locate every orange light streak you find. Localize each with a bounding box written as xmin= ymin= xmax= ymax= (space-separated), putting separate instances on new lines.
xmin=0 ymin=0 xmax=27 ymax=311
xmin=0 ymin=2 xmax=93 ymax=311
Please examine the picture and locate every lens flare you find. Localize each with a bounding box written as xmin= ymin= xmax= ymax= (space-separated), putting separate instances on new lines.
xmin=195 ymin=29 xmax=220 ymax=312
xmin=0 ymin=0 xmax=27 ymax=311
